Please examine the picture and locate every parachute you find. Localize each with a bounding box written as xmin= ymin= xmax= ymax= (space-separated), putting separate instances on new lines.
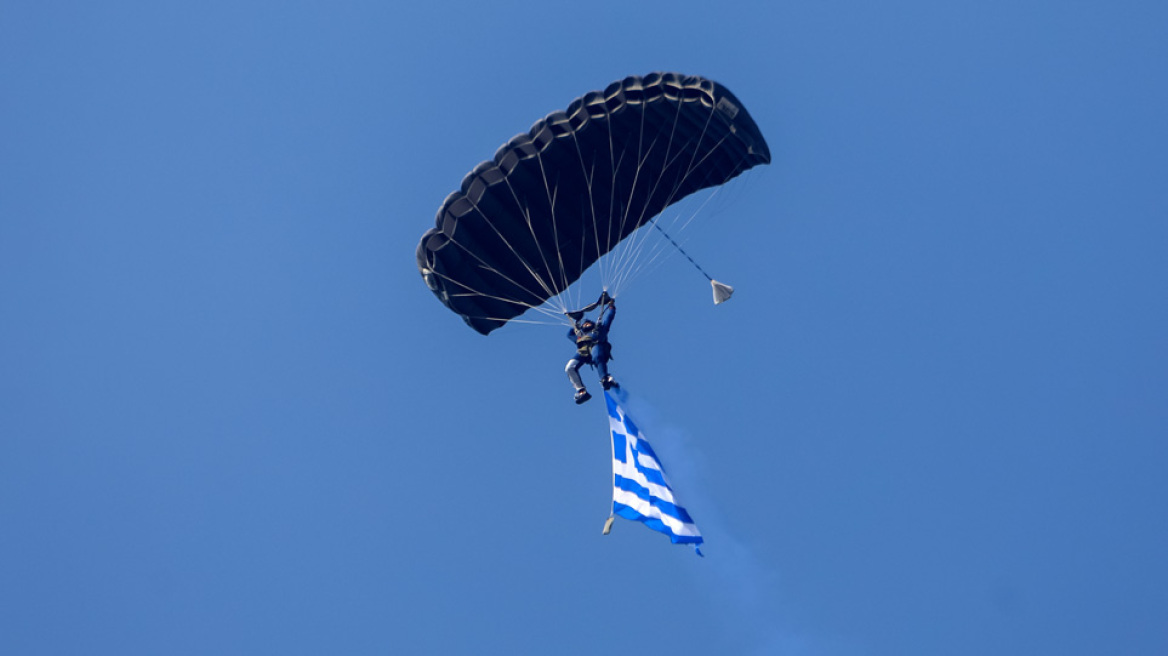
xmin=416 ymin=72 xmax=771 ymax=335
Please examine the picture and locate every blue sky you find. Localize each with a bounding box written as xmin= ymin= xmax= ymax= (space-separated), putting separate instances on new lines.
xmin=3 ymin=1 xmax=1166 ymax=654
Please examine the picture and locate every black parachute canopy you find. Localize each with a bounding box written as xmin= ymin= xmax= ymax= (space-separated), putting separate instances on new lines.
xmin=416 ymin=72 xmax=771 ymax=335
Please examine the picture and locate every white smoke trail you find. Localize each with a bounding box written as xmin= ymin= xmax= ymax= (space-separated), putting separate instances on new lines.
xmin=614 ymin=388 xmax=864 ymax=656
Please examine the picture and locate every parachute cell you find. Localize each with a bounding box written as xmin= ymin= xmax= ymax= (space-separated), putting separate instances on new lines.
xmin=416 ymin=72 xmax=771 ymax=334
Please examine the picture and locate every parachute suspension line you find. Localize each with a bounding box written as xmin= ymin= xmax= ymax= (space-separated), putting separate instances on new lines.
xmin=424 ymin=262 xmax=568 ymax=325
xmin=494 ymin=199 xmax=565 ymax=312
xmin=617 ymin=185 xmax=724 ymax=293
xmin=491 ymin=173 xmax=572 ymax=315
xmin=535 ymin=152 xmax=572 ymax=310
xmin=565 ymin=115 xmax=615 ymax=305
xmin=569 ymin=128 xmax=606 ymax=318
xmin=570 ymin=136 xmax=611 ymax=316
xmin=603 ymin=116 xmax=624 ymax=293
xmin=605 ymin=96 xmax=719 ymax=298
xmin=569 ymin=131 xmax=598 ymax=296
xmin=609 ymin=130 xmax=700 ymax=294
xmin=604 ymin=95 xmax=750 ymax=304
xmin=610 ymin=100 xmax=653 ymax=285
xmin=531 ymin=146 xmax=603 ymax=325
xmin=614 ymin=100 xmax=676 ymax=293
xmin=537 ymin=131 xmax=625 ymax=324
xmin=563 ymin=111 xmax=623 ymax=302
xmin=606 ymin=138 xmax=662 ymax=296
xmin=605 ymin=94 xmax=688 ymax=299
xmin=437 ymin=220 xmax=555 ymax=309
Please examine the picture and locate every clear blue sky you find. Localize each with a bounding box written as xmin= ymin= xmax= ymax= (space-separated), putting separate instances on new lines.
xmin=3 ymin=2 xmax=1166 ymax=654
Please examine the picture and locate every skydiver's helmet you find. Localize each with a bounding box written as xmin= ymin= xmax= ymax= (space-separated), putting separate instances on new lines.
xmin=581 ymin=320 xmax=596 ymax=331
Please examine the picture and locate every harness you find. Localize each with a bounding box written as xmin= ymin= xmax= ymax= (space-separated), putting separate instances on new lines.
xmin=574 ymin=329 xmax=597 ymax=358
xmin=568 ymin=296 xmax=615 ymax=362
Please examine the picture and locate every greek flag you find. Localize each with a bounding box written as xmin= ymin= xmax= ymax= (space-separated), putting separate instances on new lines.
xmin=604 ymin=390 xmax=704 ymax=555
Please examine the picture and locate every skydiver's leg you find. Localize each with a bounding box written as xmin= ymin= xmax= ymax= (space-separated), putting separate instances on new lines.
xmin=594 ymin=344 xmax=617 ymax=389
xmin=567 ymin=357 xmax=594 ymax=403
xmin=594 ymin=345 xmax=610 ymax=380
xmin=566 ymin=358 xmax=586 ymax=392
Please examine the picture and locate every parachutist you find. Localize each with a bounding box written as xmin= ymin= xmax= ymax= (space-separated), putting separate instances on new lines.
xmin=566 ymin=293 xmax=618 ymax=404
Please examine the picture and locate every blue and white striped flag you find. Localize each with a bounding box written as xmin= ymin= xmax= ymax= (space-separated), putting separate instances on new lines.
xmin=604 ymin=390 xmax=704 ymax=555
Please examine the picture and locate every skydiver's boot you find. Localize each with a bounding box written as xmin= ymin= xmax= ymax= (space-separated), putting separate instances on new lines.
xmin=601 ymin=375 xmax=618 ymax=391
xmin=574 ymin=388 xmax=592 ymax=404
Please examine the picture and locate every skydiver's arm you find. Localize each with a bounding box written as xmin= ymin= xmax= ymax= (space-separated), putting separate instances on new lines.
xmin=598 ymin=297 xmax=616 ymax=330
xmin=565 ymin=291 xmax=610 ymax=322
xmin=598 ymin=303 xmax=616 ymax=329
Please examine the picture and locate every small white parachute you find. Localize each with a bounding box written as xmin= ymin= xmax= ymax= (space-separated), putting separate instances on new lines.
xmin=711 ymin=279 xmax=734 ymax=304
